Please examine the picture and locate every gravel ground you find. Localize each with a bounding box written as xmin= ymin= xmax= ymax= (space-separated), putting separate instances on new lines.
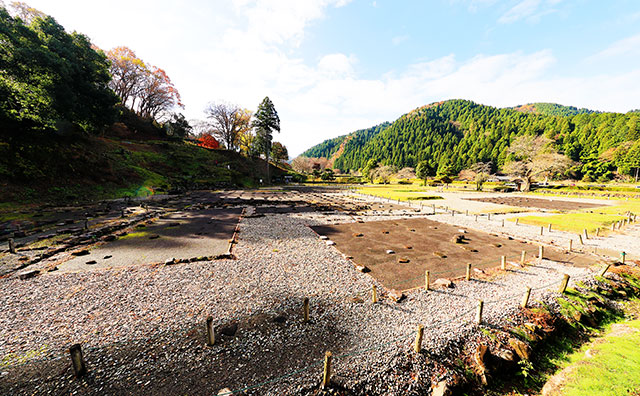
xmin=0 ymin=190 xmax=624 ymax=395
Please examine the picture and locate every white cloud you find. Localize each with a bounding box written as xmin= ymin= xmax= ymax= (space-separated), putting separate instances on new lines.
xmin=391 ymin=34 xmax=410 ymax=45
xmin=587 ymin=33 xmax=640 ymax=63
xmin=498 ymin=0 xmax=562 ymax=24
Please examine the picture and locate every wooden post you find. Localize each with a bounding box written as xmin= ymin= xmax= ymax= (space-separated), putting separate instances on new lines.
xmin=515 ymin=218 xmax=519 ymax=225
xmin=371 ymin=286 xmax=378 ymax=303
xmin=501 ymin=256 xmax=506 ymax=270
xmin=568 ymin=239 xmax=572 ymax=252
xmin=432 ymin=204 xmax=436 ymax=214
xmin=540 ymin=226 xmax=544 ymax=236
xmin=322 ymin=351 xmax=332 ymax=388
xmin=451 ymin=210 xmax=454 ymax=217
xmin=502 ymin=219 xmax=505 ymax=227
xmin=8 ymin=238 xmax=15 ymax=254
xmin=559 ymin=274 xmax=570 ymax=294
xmin=475 ymin=214 xmax=478 ymax=222
xmin=425 ymin=270 xmax=430 ymax=291
xmin=595 ymin=227 xmax=600 ymax=237
xmin=520 ymin=250 xmax=526 ymax=266
xmin=621 ymin=251 xmax=626 ymax=264
xmin=476 ymin=300 xmax=484 ymax=324
xmin=69 ymin=344 xmax=86 ymax=377
xmin=487 ymin=213 xmax=491 ymax=221
xmin=538 ymin=246 xmax=544 ymax=260
xmin=414 ymin=324 xmax=424 ymax=353
xmin=583 ymin=229 xmax=589 ymax=240
xmin=206 ymin=316 xmax=215 ymax=346
xmin=611 ymin=222 xmax=616 ymax=231
xmin=303 ymin=297 xmax=310 ymax=322
xmin=466 ymin=209 xmax=469 ymax=216
xmin=547 ymin=223 xmax=552 ymax=232
xmin=466 ymin=263 xmax=472 ymax=281
xmin=578 ymin=234 xmax=584 ymax=245
xmin=600 ymin=264 xmax=610 ymax=277
xmin=521 ymin=287 xmax=532 ymax=308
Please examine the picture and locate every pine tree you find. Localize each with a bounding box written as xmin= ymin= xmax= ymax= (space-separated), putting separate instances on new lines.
xmin=252 ymin=97 xmax=280 ymax=183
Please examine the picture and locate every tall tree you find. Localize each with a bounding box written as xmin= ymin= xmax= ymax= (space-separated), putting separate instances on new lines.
xmin=204 ymin=102 xmax=252 ymax=151
xmin=252 ymin=96 xmax=280 ymax=182
xmin=106 ymin=46 xmax=148 ymax=107
xmin=415 ymin=161 xmax=431 ymax=186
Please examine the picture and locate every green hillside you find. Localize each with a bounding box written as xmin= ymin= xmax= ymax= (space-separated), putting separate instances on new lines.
xmin=306 ymin=100 xmax=640 ymax=182
xmin=300 ymin=135 xmax=348 ymax=158
xmin=301 ymin=122 xmax=390 ymax=160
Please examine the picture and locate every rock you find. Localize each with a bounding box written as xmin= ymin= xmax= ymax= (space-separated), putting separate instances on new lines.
xmin=71 ymin=249 xmax=90 ymax=256
xmin=164 ymin=258 xmax=176 ymax=265
xmin=319 ymin=235 xmax=329 ymax=240
xmin=388 ymin=290 xmax=406 ymax=303
xmin=495 ymin=349 xmax=516 ymax=362
xmin=355 ymin=265 xmax=370 ymax=273
xmin=452 ymin=235 xmax=466 ymax=244
xmin=325 ymin=240 xmax=335 ymax=246
xmin=474 ymin=345 xmax=490 ymax=385
xmin=353 ymin=233 xmax=364 ymax=237
xmin=220 ymin=323 xmax=238 ymax=336
xmin=217 ymin=388 xmax=232 ymax=395
xmin=18 ymin=270 xmax=39 ymax=280
xmin=398 ymin=257 xmax=410 ymax=263
xmin=473 ymin=268 xmax=485 ymax=274
xmin=103 ymin=255 xmax=112 ymax=259
xmin=433 ymin=278 xmax=453 ymax=288
xmin=102 ymin=235 xmax=116 ymax=242
xmin=149 ymin=234 xmax=160 ymax=239
xmin=457 ymin=229 xmax=467 ymax=233
xmin=85 ymin=260 xmax=97 ymax=265
xmin=386 ymin=249 xmax=395 ymax=254
xmin=509 ymin=338 xmax=531 ymax=360
xmin=431 ymin=380 xmax=451 ymax=396
xmin=404 ymin=245 xmax=413 ymax=249
xmin=47 ymin=266 xmax=58 ymax=272
xmin=433 ymin=251 xmax=447 ymax=258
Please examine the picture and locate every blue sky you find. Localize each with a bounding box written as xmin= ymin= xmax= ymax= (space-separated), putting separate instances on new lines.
xmin=21 ymin=0 xmax=640 ymax=155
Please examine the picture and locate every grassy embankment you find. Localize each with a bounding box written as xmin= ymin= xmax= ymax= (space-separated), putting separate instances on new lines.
xmin=0 ymin=135 xmax=288 ymax=222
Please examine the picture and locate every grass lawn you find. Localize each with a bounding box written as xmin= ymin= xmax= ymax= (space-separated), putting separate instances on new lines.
xmin=356 ymin=185 xmax=444 ymax=202
xmin=551 ymin=319 xmax=640 ymax=396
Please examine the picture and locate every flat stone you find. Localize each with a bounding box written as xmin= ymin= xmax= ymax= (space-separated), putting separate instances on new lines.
xmin=386 ymin=249 xmax=395 ymax=254
xmin=433 ymin=278 xmax=453 ymax=288
xmin=217 ymin=388 xmax=232 ymax=395
xmin=388 ymin=290 xmax=405 ymax=303
xmin=398 ymin=257 xmax=410 ymax=263
xmin=71 ymin=249 xmax=90 ymax=256
xmin=509 ymin=338 xmax=531 ymax=360
xmin=325 ymin=240 xmax=335 ymax=246
xmin=18 ymin=270 xmax=39 ymax=280
xmin=355 ymin=265 xmax=370 ymax=273
xmin=102 ymin=235 xmax=116 ymax=242
xmin=164 ymin=258 xmax=176 ymax=265
xmin=85 ymin=260 xmax=97 ymax=265
xmin=103 ymin=255 xmax=112 ymax=259
xmin=319 ymin=235 xmax=329 ymax=240
xmin=271 ymin=314 xmax=287 ymax=324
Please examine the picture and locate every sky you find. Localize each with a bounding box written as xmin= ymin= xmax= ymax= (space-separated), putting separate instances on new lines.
xmin=22 ymin=0 xmax=640 ymax=156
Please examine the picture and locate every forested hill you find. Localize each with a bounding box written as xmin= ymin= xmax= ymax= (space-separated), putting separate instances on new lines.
xmin=301 ymin=100 xmax=640 ymax=181
xmin=301 ymin=122 xmax=390 ymax=159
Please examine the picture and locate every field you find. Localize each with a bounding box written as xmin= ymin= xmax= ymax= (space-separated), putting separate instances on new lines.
xmin=1 ymin=185 xmax=638 ymax=395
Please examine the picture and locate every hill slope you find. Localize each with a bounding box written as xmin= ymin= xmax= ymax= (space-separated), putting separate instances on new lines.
xmin=300 ymin=100 xmax=640 ymax=181
xmin=513 ymin=102 xmax=599 ymax=116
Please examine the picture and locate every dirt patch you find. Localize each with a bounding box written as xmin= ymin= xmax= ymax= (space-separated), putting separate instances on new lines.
xmin=311 ymin=218 xmax=598 ymax=291
xmin=464 ymin=196 xmax=606 ymax=211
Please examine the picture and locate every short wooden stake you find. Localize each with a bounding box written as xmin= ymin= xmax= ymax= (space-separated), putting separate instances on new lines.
xmin=540 ymin=226 xmax=544 ymax=236
xmin=611 ymin=222 xmax=616 ymax=231
xmin=8 ymin=238 xmax=16 ymax=254
xmin=520 ymin=250 xmax=526 ymax=265
xmin=425 ymin=270 xmax=430 ymax=291
xmin=414 ymin=324 xmax=424 ymax=353
xmin=487 ymin=213 xmax=491 ymax=221
xmin=451 ymin=210 xmax=454 ymax=217
xmin=559 ymin=274 xmax=570 ymax=294
xmin=501 ymin=256 xmax=506 ymax=270
xmin=583 ymin=229 xmax=589 ymax=240
xmin=466 ymin=263 xmax=471 ymax=281
xmin=475 ymin=214 xmax=478 ymax=222
xmin=595 ymin=228 xmax=600 ymax=237
xmin=568 ymin=239 xmax=572 ymax=252
xmin=69 ymin=344 xmax=86 ymax=377
xmin=538 ymin=246 xmax=544 ymax=260
xmin=371 ymin=286 xmax=378 ymax=303
xmin=515 ymin=218 xmax=519 ymax=225
xmin=322 ymin=351 xmax=332 ymax=388
xmin=303 ymin=297 xmax=310 ymax=322
xmin=466 ymin=210 xmax=469 ymax=216
xmin=206 ymin=316 xmax=215 ymax=346
xmin=501 ymin=219 xmax=505 ymax=227
xmin=521 ymin=287 xmax=532 ymax=308
xmin=547 ymin=223 xmax=552 ymax=232
xmin=476 ymin=300 xmax=484 ymax=324
xmin=432 ymin=204 xmax=436 ymax=214
xmin=600 ymin=264 xmax=610 ymax=277
xmin=578 ymin=234 xmax=584 ymax=245
xmin=621 ymin=251 xmax=626 ymax=264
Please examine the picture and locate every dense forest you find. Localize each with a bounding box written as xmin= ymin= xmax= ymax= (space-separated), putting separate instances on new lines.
xmin=302 ymin=100 xmax=640 ymax=182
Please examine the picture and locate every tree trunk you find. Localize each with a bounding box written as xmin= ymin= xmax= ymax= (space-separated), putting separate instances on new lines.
xmin=521 ymin=177 xmax=532 ymax=192
xmin=635 ymin=167 xmax=638 ymax=183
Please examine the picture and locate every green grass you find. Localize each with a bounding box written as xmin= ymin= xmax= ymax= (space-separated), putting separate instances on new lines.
xmin=356 ymin=185 xmax=443 ymax=201
xmin=553 ymin=319 xmax=640 ymax=396
xmin=511 ymin=212 xmax=627 ymax=234
xmin=117 ymin=231 xmax=151 ymax=240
